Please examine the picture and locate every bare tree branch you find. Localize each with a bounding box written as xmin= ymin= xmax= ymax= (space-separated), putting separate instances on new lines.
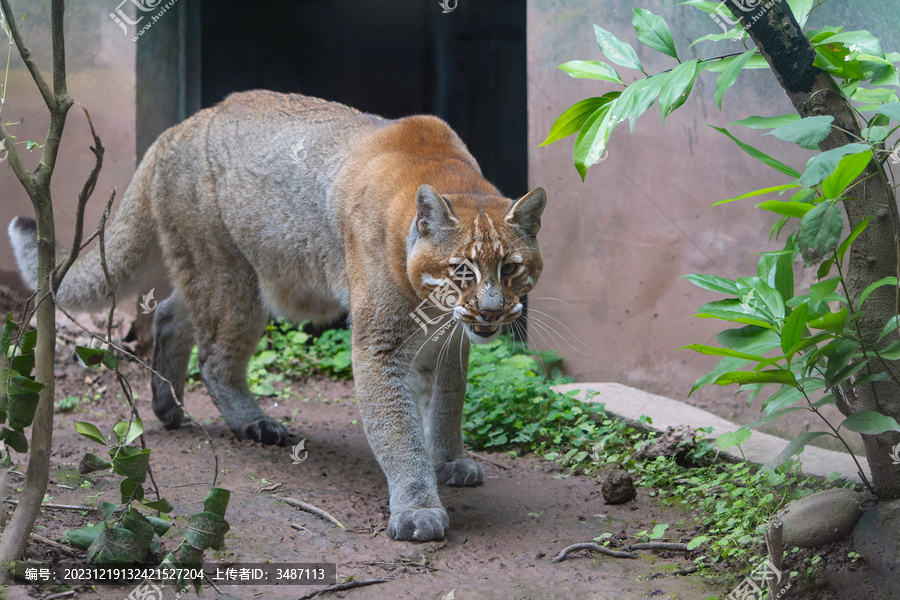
xmin=0 ymin=0 xmax=52 ymax=110
xmin=53 ymin=105 xmax=104 ymax=292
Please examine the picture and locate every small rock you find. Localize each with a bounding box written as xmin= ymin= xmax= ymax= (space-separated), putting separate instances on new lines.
xmin=602 ymin=469 xmax=636 ymax=504
xmin=635 ymin=425 xmax=697 ymax=465
xmin=852 ymin=499 xmax=900 ymax=600
xmin=777 ymin=488 xmax=862 ymax=548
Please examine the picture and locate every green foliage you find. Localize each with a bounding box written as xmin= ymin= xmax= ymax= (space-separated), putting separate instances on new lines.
xmin=190 ymin=321 xmax=354 ymax=397
xmin=545 ymin=3 xmax=900 ymax=484
xmin=0 ymin=313 xmax=44 ymax=460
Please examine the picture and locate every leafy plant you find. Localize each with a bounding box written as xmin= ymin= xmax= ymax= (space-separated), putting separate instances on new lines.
xmin=543 ymin=2 xmax=900 ymax=494
xmin=0 ymin=313 xmax=44 ymax=462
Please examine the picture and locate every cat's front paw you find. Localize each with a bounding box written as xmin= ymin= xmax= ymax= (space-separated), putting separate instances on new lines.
xmin=435 ymin=457 xmax=484 ymax=487
xmin=388 ymin=507 xmax=450 ymax=541
xmin=238 ymin=418 xmax=288 ymax=446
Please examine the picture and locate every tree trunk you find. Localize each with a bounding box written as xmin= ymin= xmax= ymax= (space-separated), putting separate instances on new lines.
xmin=725 ymin=0 xmax=900 ymax=498
xmin=0 ymin=195 xmax=57 ymax=563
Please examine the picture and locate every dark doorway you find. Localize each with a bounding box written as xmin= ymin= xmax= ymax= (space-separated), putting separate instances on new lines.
xmin=199 ymin=0 xmax=527 ymax=203
xmin=199 ymin=0 xmax=528 ymax=335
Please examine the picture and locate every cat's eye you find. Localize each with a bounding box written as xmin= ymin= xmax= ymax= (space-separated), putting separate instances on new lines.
xmin=452 ymin=262 xmax=476 ymax=284
xmin=501 ymin=263 xmax=520 ymax=278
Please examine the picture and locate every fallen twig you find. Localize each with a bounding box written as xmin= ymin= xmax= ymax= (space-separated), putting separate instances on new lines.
xmin=467 ymin=451 xmax=509 ymax=470
xmin=295 ymin=578 xmax=388 ymax=600
xmin=44 ymin=591 xmax=76 ymax=600
xmin=5 ymin=499 xmax=98 ymax=512
xmin=278 ymin=496 xmax=347 ymax=530
xmin=550 ymin=542 xmax=637 ymax=563
xmin=30 ymin=533 xmax=77 ymax=556
xmin=626 ymin=542 xmax=691 ymax=552
xmin=673 ymin=565 xmax=699 ymax=576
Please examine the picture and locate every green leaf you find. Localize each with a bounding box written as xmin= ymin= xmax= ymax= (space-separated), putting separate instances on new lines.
xmin=797 ymin=203 xmax=843 ymax=265
xmin=648 ymin=523 xmax=669 ymax=539
xmin=837 ymin=217 xmax=869 ymax=263
xmin=874 ymin=101 xmax=900 ymax=121
xmin=609 ymin=74 xmax=664 ymax=132
xmin=78 ymin=453 xmax=113 ymax=474
xmin=142 ymin=498 xmax=175 ymax=514
xmin=763 ymin=432 xmax=830 ymax=470
xmin=808 ymin=308 xmax=848 ymax=332
xmin=781 ymin=304 xmax=808 ymax=354
xmin=691 ymin=356 xmax=750 ymax=395
xmin=879 ymin=316 xmax=900 ymax=341
xmin=633 ymin=9 xmax=678 ymax=59
xmin=717 ymin=428 xmax=751 ymax=450
xmin=859 ymin=276 xmax=898 ymax=308
xmin=765 ymin=116 xmax=834 ymax=150
xmin=757 ymin=200 xmax=813 ymax=218
xmin=185 ymin=512 xmax=230 ymax=551
xmin=120 ymin=479 xmax=145 ymax=503
xmin=787 ymin=0 xmax=814 ymax=27
xmin=75 ymin=346 xmax=105 ymax=368
xmin=573 ymin=104 xmax=614 ymax=180
xmin=821 ymin=151 xmax=872 ymax=200
xmin=714 ymin=370 xmax=799 ymax=388
xmin=732 ymin=114 xmax=801 ymax=130
xmin=717 ymin=326 xmax=782 ymax=355
xmin=738 ymin=277 xmax=785 ymax=320
xmin=658 ymin=59 xmax=698 ymax=122
xmin=558 ymin=60 xmax=623 ymax=84
xmin=681 ymin=274 xmax=738 ymax=295
xmin=715 ymin=49 xmax=756 ymax=109
xmin=0 ymin=313 xmax=16 ymax=359
xmin=74 ymin=422 xmax=108 ymax=446
xmin=112 ymin=448 xmax=151 ymax=483
xmin=809 ymin=277 xmax=840 ymax=313
xmin=840 ymin=411 xmax=900 ymax=434
xmin=712 ymin=184 xmax=802 ymax=207
xmin=594 ymin=25 xmax=643 ymax=72
xmin=694 ymin=298 xmax=775 ymax=329
xmin=680 ymin=344 xmax=763 ymax=362
xmin=64 ymin=523 xmax=103 ymax=550
xmin=112 ymin=419 xmax=144 ymax=446
xmin=203 ymin=487 xmax=231 ymax=517
xmin=708 ymin=126 xmax=801 ymax=178
xmin=800 ymin=144 xmax=870 ymax=188
xmin=0 ymin=428 xmax=27 ymax=453
xmin=147 ymin=515 xmax=173 ymax=536
xmin=678 ymin=0 xmax=728 ymax=14
xmin=7 ymin=376 xmax=42 ymax=429
xmin=686 ymin=534 xmax=709 ymax=551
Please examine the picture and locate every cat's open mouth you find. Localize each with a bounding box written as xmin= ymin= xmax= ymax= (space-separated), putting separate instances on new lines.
xmin=470 ymin=324 xmax=500 ymax=338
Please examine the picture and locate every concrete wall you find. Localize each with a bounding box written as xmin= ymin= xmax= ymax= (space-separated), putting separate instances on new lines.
xmin=0 ymin=2 xmax=136 ymax=300
xmin=527 ymin=0 xmax=899 ymax=449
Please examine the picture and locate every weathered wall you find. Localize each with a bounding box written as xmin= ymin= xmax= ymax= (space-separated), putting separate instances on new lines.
xmin=527 ymin=0 xmax=899 ymax=449
xmin=0 ymin=2 xmax=136 ymax=298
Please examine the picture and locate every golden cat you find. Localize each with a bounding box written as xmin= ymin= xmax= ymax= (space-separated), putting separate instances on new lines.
xmin=9 ymin=90 xmax=546 ymax=541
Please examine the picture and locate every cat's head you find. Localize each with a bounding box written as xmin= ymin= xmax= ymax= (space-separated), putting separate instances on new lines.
xmin=406 ymin=184 xmax=546 ymax=344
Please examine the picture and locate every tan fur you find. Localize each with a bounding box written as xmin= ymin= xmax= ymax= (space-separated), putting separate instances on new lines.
xmin=8 ymin=91 xmax=546 ymax=542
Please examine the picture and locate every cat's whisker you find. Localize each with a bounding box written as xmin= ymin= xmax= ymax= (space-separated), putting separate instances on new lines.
xmin=511 ymin=321 xmax=551 ymax=379
xmin=531 ymin=297 xmax=575 ymax=309
xmin=521 ymin=316 xmax=564 ymax=363
xmin=392 ymin=306 xmax=455 ymax=358
xmin=528 ymin=315 xmax=589 ymax=357
xmin=525 ymin=308 xmax=590 ymax=350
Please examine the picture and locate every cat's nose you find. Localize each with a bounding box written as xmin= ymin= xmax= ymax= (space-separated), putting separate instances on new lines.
xmin=479 ymin=309 xmax=504 ymax=322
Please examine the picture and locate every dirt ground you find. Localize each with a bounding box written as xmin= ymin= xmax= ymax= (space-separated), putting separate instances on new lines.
xmin=0 ymin=316 xmax=734 ymax=600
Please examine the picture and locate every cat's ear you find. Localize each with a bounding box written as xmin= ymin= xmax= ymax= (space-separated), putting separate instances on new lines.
xmin=505 ymin=188 xmax=547 ymax=236
xmin=415 ymin=184 xmax=457 ymax=237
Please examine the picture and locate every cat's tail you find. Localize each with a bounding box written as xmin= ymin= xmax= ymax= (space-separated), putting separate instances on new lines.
xmin=8 ymin=141 xmax=164 ymax=312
